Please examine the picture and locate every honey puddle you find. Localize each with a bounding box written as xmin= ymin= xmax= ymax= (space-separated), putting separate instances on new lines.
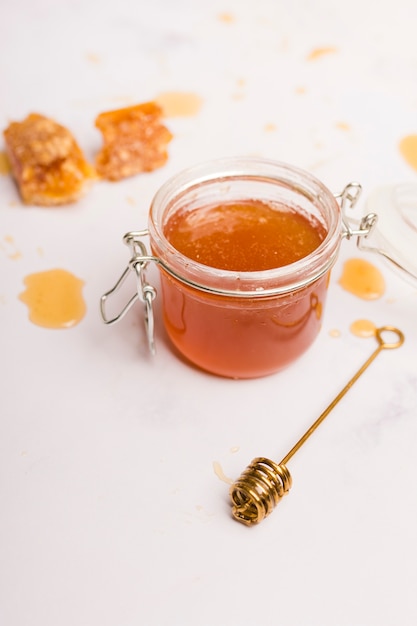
xmin=399 ymin=135 xmax=417 ymax=171
xmin=19 ymin=269 xmax=86 ymax=329
xmin=350 ymin=319 xmax=377 ymax=337
xmin=338 ymin=258 xmax=385 ymax=300
xmin=155 ymin=91 xmax=203 ymax=117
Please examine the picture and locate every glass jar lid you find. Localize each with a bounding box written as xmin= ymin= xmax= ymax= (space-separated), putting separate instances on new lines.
xmin=364 ymin=183 xmax=417 ymax=285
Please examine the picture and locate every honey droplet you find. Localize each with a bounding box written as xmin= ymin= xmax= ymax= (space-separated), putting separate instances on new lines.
xmin=218 ymin=12 xmax=235 ymax=23
xmin=329 ymin=328 xmax=341 ymax=338
xmin=155 ymin=91 xmax=203 ymax=117
xmin=350 ymin=319 xmax=377 ymax=338
xmin=335 ymin=121 xmax=350 ymax=131
xmin=338 ymin=258 xmax=385 ymax=300
xmin=19 ymin=269 xmax=86 ymax=329
xmin=85 ymin=52 xmax=101 ymax=64
xmin=399 ymin=135 xmax=417 ymax=171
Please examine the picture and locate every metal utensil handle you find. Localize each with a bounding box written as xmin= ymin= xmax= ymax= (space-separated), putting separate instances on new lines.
xmin=230 ymin=326 xmax=405 ymax=526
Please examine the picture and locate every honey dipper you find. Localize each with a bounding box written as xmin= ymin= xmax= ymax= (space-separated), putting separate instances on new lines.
xmin=230 ymin=326 xmax=405 ymax=525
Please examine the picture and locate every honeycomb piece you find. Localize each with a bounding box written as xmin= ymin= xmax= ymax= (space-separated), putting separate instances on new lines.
xmin=3 ymin=113 xmax=96 ymax=206
xmin=95 ymin=102 xmax=172 ymax=181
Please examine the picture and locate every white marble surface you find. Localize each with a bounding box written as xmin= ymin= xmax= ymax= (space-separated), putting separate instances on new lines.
xmin=1 ymin=1 xmax=417 ymax=625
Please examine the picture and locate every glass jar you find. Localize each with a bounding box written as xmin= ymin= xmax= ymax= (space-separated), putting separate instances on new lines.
xmin=101 ymin=157 xmax=364 ymax=378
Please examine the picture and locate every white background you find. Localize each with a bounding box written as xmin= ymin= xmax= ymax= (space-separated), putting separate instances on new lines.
xmin=1 ymin=1 xmax=417 ymax=625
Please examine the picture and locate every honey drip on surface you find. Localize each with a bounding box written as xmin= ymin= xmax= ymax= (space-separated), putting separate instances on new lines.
xmin=338 ymin=258 xmax=385 ymax=300
xmin=350 ymin=319 xmax=377 ymax=337
xmin=335 ymin=121 xmax=350 ymax=131
xmin=1 ymin=235 xmax=22 ymax=260
xmin=399 ymin=135 xmax=417 ymax=171
xmin=329 ymin=328 xmax=341 ymax=338
xmin=19 ymin=269 xmax=86 ymax=329
xmin=218 ymin=12 xmax=235 ymax=23
xmin=155 ymin=91 xmax=203 ymax=117
xmin=306 ymin=46 xmax=338 ymax=61
xmin=213 ymin=461 xmax=233 ymax=485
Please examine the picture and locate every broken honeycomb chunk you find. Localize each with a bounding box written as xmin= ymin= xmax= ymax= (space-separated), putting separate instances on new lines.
xmin=3 ymin=113 xmax=96 ymax=206
xmin=94 ymin=101 xmax=172 ymax=181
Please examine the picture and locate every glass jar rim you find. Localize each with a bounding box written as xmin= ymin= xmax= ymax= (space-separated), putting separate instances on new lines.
xmin=148 ymin=157 xmax=342 ymax=296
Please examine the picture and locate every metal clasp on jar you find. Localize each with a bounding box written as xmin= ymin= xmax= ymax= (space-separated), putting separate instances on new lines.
xmin=336 ymin=181 xmax=378 ymax=242
xmin=337 ymin=182 xmax=417 ymax=282
xmin=100 ymin=230 xmax=157 ymax=355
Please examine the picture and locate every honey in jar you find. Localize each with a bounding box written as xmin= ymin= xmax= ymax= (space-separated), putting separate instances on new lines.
xmin=148 ymin=158 xmax=342 ymax=378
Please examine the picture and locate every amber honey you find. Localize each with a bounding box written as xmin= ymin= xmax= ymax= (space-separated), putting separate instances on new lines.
xmin=161 ymin=199 xmax=328 ymax=377
xmin=19 ymin=268 xmax=86 ymax=328
xmin=148 ymin=158 xmax=342 ymax=378
xmin=338 ymin=257 xmax=385 ymax=300
xmin=160 ymin=270 xmax=329 ymax=378
xmin=164 ymin=200 xmax=326 ymax=271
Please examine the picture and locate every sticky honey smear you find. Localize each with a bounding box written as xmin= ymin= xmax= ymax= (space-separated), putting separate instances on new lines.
xmin=213 ymin=461 xmax=233 ymax=485
xmin=1 ymin=235 xmax=22 ymax=260
xmin=306 ymin=46 xmax=338 ymax=61
xmin=338 ymin=258 xmax=385 ymax=300
xmin=399 ymin=135 xmax=417 ymax=171
xmin=350 ymin=319 xmax=377 ymax=338
xmin=155 ymin=91 xmax=203 ymax=117
xmin=19 ymin=269 xmax=86 ymax=329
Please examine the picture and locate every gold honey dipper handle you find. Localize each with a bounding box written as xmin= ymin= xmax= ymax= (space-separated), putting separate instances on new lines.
xmin=230 ymin=326 xmax=405 ymax=526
